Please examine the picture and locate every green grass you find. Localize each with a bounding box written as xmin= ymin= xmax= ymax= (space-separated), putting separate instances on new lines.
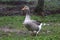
xmin=0 ymin=16 xmax=24 ymax=29
xmin=0 ymin=14 xmax=60 ymax=40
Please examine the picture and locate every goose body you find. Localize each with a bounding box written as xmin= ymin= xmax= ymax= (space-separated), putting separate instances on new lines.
xmin=22 ymin=5 xmax=43 ymax=35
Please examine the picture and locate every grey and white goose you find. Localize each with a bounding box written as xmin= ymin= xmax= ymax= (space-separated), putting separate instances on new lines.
xmin=22 ymin=5 xmax=43 ymax=35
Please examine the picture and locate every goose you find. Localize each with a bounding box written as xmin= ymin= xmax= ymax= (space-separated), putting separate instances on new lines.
xmin=22 ymin=5 xmax=43 ymax=35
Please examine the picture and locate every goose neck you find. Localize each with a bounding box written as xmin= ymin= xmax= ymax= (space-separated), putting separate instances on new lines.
xmin=25 ymin=14 xmax=30 ymax=20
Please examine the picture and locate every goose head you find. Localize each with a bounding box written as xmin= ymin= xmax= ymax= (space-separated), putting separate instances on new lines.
xmin=22 ymin=5 xmax=29 ymax=10
xmin=21 ymin=5 xmax=30 ymax=15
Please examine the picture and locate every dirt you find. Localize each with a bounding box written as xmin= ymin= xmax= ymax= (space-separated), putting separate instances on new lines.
xmin=0 ymin=26 xmax=30 ymax=36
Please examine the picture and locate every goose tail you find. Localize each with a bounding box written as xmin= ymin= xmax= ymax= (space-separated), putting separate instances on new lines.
xmin=38 ymin=23 xmax=50 ymax=29
xmin=38 ymin=23 xmax=43 ymax=29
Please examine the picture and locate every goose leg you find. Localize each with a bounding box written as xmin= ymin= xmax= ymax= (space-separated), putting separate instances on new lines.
xmin=33 ymin=31 xmax=39 ymax=36
xmin=37 ymin=29 xmax=40 ymax=34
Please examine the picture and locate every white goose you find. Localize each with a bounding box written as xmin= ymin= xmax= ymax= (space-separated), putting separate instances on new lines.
xmin=22 ymin=5 xmax=43 ymax=35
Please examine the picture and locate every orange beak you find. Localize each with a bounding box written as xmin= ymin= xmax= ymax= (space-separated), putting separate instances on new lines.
xmin=21 ymin=7 xmax=26 ymax=10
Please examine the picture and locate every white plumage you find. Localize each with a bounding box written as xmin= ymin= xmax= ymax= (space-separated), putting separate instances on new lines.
xmin=22 ymin=5 xmax=43 ymax=35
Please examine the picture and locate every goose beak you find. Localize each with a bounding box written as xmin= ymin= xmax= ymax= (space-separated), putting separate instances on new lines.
xmin=21 ymin=7 xmax=26 ymax=10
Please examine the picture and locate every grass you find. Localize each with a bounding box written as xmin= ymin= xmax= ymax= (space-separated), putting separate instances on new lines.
xmin=0 ymin=14 xmax=60 ymax=40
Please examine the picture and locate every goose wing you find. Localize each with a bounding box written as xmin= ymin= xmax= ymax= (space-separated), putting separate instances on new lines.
xmin=25 ymin=22 xmax=39 ymax=31
xmin=31 ymin=20 xmax=41 ymax=25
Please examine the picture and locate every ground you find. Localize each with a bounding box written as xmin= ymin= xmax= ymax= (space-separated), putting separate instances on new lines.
xmin=0 ymin=14 xmax=60 ymax=40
